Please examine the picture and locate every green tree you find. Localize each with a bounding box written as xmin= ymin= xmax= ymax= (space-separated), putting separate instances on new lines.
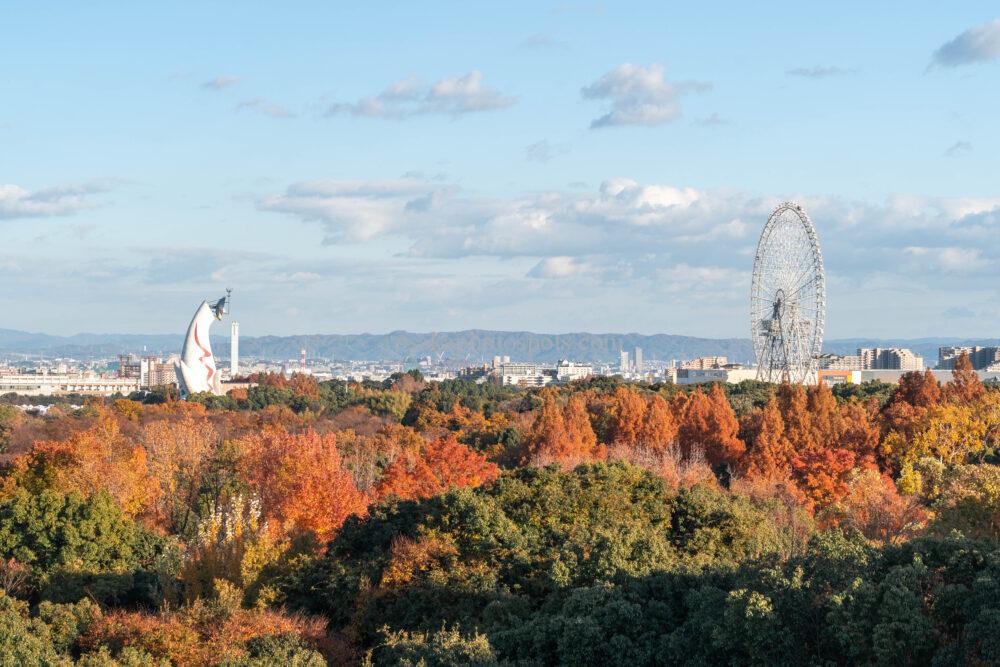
xmin=0 ymin=489 xmax=172 ymax=605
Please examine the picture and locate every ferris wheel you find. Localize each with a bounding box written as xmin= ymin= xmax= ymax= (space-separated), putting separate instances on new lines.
xmin=751 ymin=202 xmax=826 ymax=384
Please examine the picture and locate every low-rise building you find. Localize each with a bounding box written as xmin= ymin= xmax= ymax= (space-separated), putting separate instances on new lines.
xmin=555 ymin=360 xmax=593 ymax=383
xmin=818 ymin=353 xmax=862 ymax=370
xmin=0 ymin=371 xmax=140 ymax=396
xmin=681 ymin=356 xmax=728 ymax=370
xmin=673 ymin=367 xmax=756 ymax=385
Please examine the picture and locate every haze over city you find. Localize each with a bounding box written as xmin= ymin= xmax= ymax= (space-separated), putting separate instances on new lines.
xmin=2 ymin=3 xmax=999 ymax=340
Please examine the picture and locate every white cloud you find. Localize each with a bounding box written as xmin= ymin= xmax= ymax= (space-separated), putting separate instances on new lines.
xmin=694 ymin=113 xmax=730 ymax=127
xmin=236 ymin=98 xmax=295 ymax=118
xmin=932 ymin=19 xmax=1000 ymax=67
xmin=525 ymin=140 xmax=570 ymax=162
xmin=786 ymin=66 xmax=857 ymax=78
xmin=0 ymin=183 xmax=108 ymax=220
xmin=581 ymin=63 xmax=711 ymax=128
xmin=201 ymin=75 xmax=240 ymax=90
xmin=326 ymin=71 xmax=514 ymax=119
xmin=657 ymin=263 xmax=748 ymax=294
xmin=528 ymin=256 xmax=592 ymax=278
xmin=903 ymin=246 xmax=988 ymax=273
xmin=520 ymin=34 xmax=566 ymax=50
xmin=944 ymin=141 xmax=972 ymax=157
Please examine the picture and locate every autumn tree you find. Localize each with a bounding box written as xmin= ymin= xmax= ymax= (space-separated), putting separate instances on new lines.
xmin=881 ymin=369 xmax=941 ymax=438
xmin=637 ymin=394 xmax=678 ymax=453
xmin=338 ymin=424 xmax=424 ymax=493
xmin=237 ymin=429 xmax=366 ymax=544
xmin=790 ymin=447 xmax=856 ymax=513
xmin=675 ymin=385 xmax=744 ymax=467
xmin=837 ymin=468 xmax=926 ymax=543
xmin=838 ymin=399 xmax=881 ymax=466
xmin=140 ymin=416 xmax=217 ymax=533
xmin=742 ymin=399 xmax=792 ymax=479
xmin=14 ymin=415 xmax=154 ymax=518
xmin=889 ymin=402 xmax=989 ymax=480
xmin=943 ymin=352 xmax=985 ymax=404
xmin=179 ymin=494 xmax=283 ymax=604
xmin=607 ymin=387 xmax=647 ymax=447
xmin=564 ymin=395 xmax=602 ymax=461
xmin=523 ymin=393 xmax=601 ymax=467
xmin=375 ymin=434 xmax=499 ymax=502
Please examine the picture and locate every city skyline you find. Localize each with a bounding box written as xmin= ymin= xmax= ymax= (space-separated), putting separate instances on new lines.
xmin=2 ymin=3 xmax=999 ymax=339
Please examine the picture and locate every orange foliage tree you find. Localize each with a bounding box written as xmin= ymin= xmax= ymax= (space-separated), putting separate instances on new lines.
xmin=742 ymin=399 xmax=792 ymax=479
xmin=606 ymin=387 xmax=678 ymax=454
xmin=237 ymin=429 xmax=366 ymax=544
xmin=81 ymin=602 xmax=330 ymax=666
xmin=374 ymin=433 xmax=499 ymax=502
xmin=675 ymin=384 xmax=744 ymax=467
xmin=837 ymin=468 xmax=926 ymax=543
xmin=638 ymin=394 xmax=679 ymax=453
xmin=944 ymin=352 xmax=985 ymax=404
xmin=607 ymin=387 xmax=647 ymax=447
xmin=790 ymin=447 xmax=856 ymax=513
xmin=14 ymin=414 xmax=154 ymax=517
xmin=523 ymin=393 xmax=603 ymax=467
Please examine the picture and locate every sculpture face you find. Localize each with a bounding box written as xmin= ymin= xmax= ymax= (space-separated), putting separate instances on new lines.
xmin=175 ymin=300 xmax=224 ymax=397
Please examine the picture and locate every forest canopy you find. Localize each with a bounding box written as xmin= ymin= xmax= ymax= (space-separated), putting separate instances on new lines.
xmin=0 ymin=356 xmax=999 ymax=664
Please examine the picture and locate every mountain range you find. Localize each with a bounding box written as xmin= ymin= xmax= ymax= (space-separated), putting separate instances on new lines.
xmin=1 ymin=328 xmax=996 ymax=366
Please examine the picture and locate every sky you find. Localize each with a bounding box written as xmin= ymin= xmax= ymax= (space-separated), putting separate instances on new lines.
xmin=1 ymin=2 xmax=998 ymax=339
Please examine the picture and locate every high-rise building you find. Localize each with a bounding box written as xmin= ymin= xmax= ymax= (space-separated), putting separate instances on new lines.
xmin=938 ymin=346 xmax=1000 ymax=370
xmin=634 ymin=347 xmax=643 ymax=373
xmin=230 ymin=321 xmax=239 ymax=377
xmin=620 ymin=350 xmax=630 ymax=372
xmin=140 ymin=356 xmax=177 ymax=388
xmin=117 ymin=354 xmax=142 ymax=379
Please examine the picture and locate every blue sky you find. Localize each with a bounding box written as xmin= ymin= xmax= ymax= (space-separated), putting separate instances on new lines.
xmin=1 ymin=2 xmax=998 ymax=339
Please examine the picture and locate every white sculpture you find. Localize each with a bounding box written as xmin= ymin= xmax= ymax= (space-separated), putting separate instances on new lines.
xmin=175 ymin=293 xmax=229 ymax=397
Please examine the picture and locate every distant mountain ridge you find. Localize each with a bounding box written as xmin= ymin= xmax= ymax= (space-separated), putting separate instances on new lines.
xmin=1 ymin=328 xmax=996 ymax=365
